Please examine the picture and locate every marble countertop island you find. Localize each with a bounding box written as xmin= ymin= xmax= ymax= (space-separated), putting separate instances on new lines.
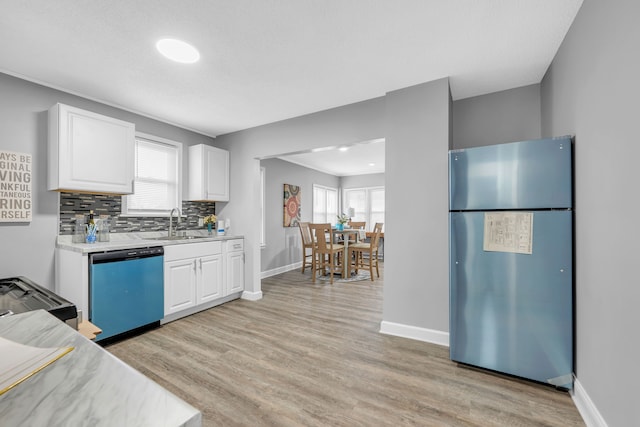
xmin=0 ymin=310 xmax=201 ymax=427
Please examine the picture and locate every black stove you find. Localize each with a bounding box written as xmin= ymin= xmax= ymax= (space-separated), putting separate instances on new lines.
xmin=0 ymin=276 xmax=78 ymax=329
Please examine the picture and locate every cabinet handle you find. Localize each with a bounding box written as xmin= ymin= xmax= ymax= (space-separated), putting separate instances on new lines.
xmin=199 ymin=258 xmax=202 ymax=269
xmin=234 ymin=244 xmax=241 ymax=250
xmin=193 ymin=260 xmax=197 ymax=270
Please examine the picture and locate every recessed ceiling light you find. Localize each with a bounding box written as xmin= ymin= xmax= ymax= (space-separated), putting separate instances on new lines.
xmin=369 ymin=163 xmax=376 ymax=167
xmin=338 ymin=147 xmax=349 ymax=152
xmin=156 ymin=38 xmax=200 ymax=64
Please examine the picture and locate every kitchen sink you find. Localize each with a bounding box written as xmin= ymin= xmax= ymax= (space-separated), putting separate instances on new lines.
xmin=147 ymin=235 xmax=210 ymax=241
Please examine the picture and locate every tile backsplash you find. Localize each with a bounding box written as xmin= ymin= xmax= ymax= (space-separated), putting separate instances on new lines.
xmin=59 ymin=192 xmax=216 ymax=234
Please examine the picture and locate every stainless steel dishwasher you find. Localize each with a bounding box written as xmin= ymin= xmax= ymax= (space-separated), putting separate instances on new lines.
xmin=89 ymin=246 xmax=164 ymax=342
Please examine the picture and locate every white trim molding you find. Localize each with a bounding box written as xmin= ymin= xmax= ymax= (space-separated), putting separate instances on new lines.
xmin=571 ymin=378 xmax=608 ymax=427
xmin=261 ymin=262 xmax=301 ymax=279
xmin=241 ymin=290 xmax=263 ymax=301
xmin=379 ymin=321 xmax=450 ymax=347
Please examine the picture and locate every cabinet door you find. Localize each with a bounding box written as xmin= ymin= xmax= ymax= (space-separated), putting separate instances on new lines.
xmin=48 ymin=103 xmax=134 ymax=194
xmin=188 ymin=144 xmax=229 ymax=201
xmin=164 ymin=258 xmax=197 ymax=315
xmin=204 ymin=146 xmax=229 ymax=201
xmin=226 ymin=251 xmax=244 ymax=295
xmin=198 ymin=254 xmax=224 ymax=303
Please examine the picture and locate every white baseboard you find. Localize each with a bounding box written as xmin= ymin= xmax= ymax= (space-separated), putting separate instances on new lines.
xmin=241 ymin=290 xmax=263 ymax=301
xmin=572 ymin=378 xmax=608 ymax=427
xmin=379 ymin=320 xmax=450 ymax=347
xmin=260 ymin=262 xmax=301 ymax=279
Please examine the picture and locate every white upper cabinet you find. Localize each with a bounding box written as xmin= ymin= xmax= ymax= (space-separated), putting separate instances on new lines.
xmin=188 ymin=144 xmax=229 ymax=202
xmin=48 ymin=103 xmax=134 ymax=194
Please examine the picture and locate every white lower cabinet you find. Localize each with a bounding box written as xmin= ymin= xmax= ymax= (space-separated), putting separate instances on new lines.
xmin=164 ymin=258 xmax=197 ymax=314
xmin=199 ymin=253 xmax=224 ymax=303
xmin=55 ymin=238 xmax=244 ymax=326
xmin=163 ymin=238 xmax=243 ymax=323
xmin=225 ymin=239 xmax=245 ymax=295
xmin=164 ymin=241 xmax=223 ymax=318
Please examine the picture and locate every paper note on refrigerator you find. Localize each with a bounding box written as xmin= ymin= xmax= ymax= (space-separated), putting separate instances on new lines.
xmin=483 ymin=212 xmax=533 ymax=254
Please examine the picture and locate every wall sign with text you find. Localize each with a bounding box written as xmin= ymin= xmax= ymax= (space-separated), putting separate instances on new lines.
xmin=0 ymin=150 xmax=32 ymax=222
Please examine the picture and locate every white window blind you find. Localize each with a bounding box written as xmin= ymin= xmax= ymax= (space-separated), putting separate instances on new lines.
xmin=313 ymin=184 xmax=338 ymax=225
xmin=123 ymin=134 xmax=182 ymax=216
xmin=343 ymin=187 xmax=385 ymax=231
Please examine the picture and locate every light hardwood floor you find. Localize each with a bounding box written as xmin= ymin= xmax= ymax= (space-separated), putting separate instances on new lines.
xmin=107 ymin=264 xmax=584 ymax=427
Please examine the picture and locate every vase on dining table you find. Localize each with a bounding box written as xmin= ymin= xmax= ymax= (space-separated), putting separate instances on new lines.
xmin=336 ymin=223 xmax=344 ymax=231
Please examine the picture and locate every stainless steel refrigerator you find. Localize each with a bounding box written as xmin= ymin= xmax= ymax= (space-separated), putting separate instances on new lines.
xmin=448 ymin=136 xmax=574 ymax=389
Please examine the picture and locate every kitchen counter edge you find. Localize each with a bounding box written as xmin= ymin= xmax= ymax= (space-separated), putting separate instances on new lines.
xmin=56 ymin=232 xmax=244 ymax=254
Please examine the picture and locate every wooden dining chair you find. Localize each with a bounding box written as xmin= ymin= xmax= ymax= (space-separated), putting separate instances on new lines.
xmin=298 ymin=222 xmax=314 ymax=273
xmin=348 ymin=222 xmax=383 ymax=281
xmin=348 ymin=221 xmax=366 ymax=230
xmin=310 ymin=223 xmax=344 ymax=284
xmin=347 ymin=221 xmax=366 ymax=243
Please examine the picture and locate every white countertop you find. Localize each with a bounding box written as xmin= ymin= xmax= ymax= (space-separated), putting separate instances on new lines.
xmin=56 ymin=230 xmax=243 ymax=254
xmin=0 ymin=310 xmax=201 ymax=427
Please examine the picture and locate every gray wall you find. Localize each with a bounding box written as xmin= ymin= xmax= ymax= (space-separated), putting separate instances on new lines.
xmin=259 ymin=79 xmax=538 ymax=277
xmin=214 ymin=97 xmax=386 ymax=297
xmin=541 ymin=1 xmax=640 ymax=426
xmin=384 ymin=78 xmax=451 ymax=332
xmin=453 ymin=84 xmax=541 ymax=149
xmin=0 ymin=73 xmax=215 ymax=288
xmin=216 ymin=82 xmax=452 ymax=326
xmin=260 ymin=158 xmax=339 ymax=273
xmin=340 ymin=173 xmax=385 ymax=189
xmin=223 ymin=77 xmax=537 ymax=336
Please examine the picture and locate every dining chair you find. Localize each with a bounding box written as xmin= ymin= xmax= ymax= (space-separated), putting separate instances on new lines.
xmin=348 ymin=221 xmax=366 ymax=230
xmin=310 ymin=223 xmax=344 ymax=284
xmin=298 ymin=222 xmax=314 ymax=273
xmin=347 ymin=221 xmax=366 ymax=243
xmin=348 ymin=222 xmax=383 ymax=281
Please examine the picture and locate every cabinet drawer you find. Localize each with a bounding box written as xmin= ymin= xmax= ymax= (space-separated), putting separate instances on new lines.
xmin=226 ymin=239 xmax=244 ymax=252
xmin=164 ymin=241 xmax=222 ymax=261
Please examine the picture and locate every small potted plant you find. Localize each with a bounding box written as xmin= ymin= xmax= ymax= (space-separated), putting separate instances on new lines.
xmin=203 ymin=214 xmax=217 ymax=235
xmin=336 ymin=213 xmax=349 ymax=231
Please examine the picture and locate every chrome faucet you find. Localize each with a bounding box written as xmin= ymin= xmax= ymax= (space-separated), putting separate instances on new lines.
xmin=169 ymin=207 xmax=181 ymax=237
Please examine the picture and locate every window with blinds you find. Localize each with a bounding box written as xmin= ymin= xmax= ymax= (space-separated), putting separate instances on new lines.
xmin=313 ymin=184 xmax=338 ymax=225
xmin=343 ymin=187 xmax=385 ymax=231
xmin=122 ymin=134 xmax=182 ymax=216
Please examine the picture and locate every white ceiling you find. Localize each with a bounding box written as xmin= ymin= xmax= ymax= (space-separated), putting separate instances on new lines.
xmin=0 ymin=0 xmax=583 ymax=175
xmin=277 ymin=139 xmax=385 ymax=177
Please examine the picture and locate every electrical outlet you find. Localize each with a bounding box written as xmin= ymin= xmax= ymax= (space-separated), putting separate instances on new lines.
xmin=198 ymin=217 xmax=204 ymax=227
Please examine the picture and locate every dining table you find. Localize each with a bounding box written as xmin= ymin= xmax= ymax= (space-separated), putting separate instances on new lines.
xmin=331 ymin=228 xmax=367 ymax=278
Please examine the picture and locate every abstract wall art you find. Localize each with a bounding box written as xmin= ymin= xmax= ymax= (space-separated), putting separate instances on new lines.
xmin=283 ymin=183 xmax=301 ymax=227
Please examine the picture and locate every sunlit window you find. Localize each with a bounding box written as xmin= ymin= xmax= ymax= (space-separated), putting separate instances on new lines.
xmin=122 ymin=133 xmax=182 ymax=216
xmin=313 ymin=184 xmax=338 ymax=225
xmin=343 ymin=187 xmax=385 ymax=231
